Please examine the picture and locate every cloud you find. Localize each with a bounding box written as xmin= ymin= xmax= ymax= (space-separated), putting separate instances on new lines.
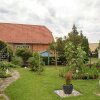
xmin=0 ymin=0 xmax=100 ymax=43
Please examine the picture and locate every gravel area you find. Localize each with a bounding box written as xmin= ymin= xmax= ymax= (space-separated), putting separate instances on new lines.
xmin=54 ymin=89 xmax=81 ymax=98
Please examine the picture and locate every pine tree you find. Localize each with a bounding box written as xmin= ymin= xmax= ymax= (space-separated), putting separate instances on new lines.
xmin=67 ymin=25 xmax=89 ymax=56
xmin=72 ymin=24 xmax=78 ymax=34
xmin=68 ymin=24 xmax=81 ymax=47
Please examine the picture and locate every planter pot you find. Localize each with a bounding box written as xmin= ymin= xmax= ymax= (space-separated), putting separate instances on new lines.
xmin=63 ymin=84 xmax=73 ymax=94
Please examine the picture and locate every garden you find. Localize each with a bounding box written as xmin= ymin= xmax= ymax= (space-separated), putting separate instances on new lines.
xmin=0 ymin=25 xmax=100 ymax=100
xmin=5 ymin=67 xmax=100 ymax=100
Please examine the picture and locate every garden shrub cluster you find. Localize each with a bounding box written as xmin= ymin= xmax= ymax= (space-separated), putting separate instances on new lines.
xmin=0 ymin=47 xmax=45 ymax=78
xmin=11 ymin=56 xmax=23 ymax=67
xmin=14 ymin=48 xmax=44 ymax=73
xmin=28 ymin=52 xmax=44 ymax=73
xmin=0 ymin=61 xmax=17 ymax=78
xmin=73 ymin=65 xmax=99 ymax=79
xmin=0 ymin=69 xmax=12 ymax=78
xmin=15 ymin=48 xmax=33 ymax=67
xmin=59 ymin=64 xmax=99 ymax=80
xmin=0 ymin=40 xmax=18 ymax=78
xmin=0 ymin=61 xmax=17 ymax=70
xmin=59 ymin=42 xmax=100 ymax=80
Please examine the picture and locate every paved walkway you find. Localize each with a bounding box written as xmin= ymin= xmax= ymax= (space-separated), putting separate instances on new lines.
xmin=0 ymin=70 xmax=20 ymax=100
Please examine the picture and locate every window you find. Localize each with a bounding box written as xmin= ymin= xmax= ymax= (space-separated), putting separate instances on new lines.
xmin=16 ymin=44 xmax=30 ymax=49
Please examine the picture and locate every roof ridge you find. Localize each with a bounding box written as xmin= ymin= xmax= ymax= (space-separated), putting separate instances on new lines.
xmin=0 ymin=22 xmax=45 ymax=27
xmin=0 ymin=22 xmax=52 ymax=33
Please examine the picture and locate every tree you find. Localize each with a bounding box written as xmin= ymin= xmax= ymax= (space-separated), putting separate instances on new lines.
xmin=64 ymin=42 xmax=86 ymax=71
xmin=11 ymin=56 xmax=23 ymax=66
xmin=0 ymin=40 xmax=7 ymax=50
xmin=49 ymin=41 xmax=58 ymax=66
xmin=67 ymin=24 xmax=82 ymax=47
xmin=49 ymin=38 xmax=67 ymax=66
xmin=0 ymin=40 xmax=13 ymax=61
xmin=49 ymin=24 xmax=89 ymax=65
xmin=72 ymin=24 xmax=78 ymax=34
xmin=56 ymin=38 xmax=66 ymax=65
xmin=67 ymin=25 xmax=89 ymax=57
xmin=16 ymin=48 xmax=32 ymax=66
xmin=80 ymin=32 xmax=89 ymax=56
xmin=56 ymin=38 xmax=65 ymax=55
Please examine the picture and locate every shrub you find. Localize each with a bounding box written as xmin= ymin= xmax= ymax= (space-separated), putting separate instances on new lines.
xmin=72 ymin=65 xmax=99 ymax=79
xmin=0 ymin=70 xmax=12 ymax=78
xmin=11 ymin=56 xmax=23 ymax=67
xmin=28 ymin=52 xmax=44 ymax=73
xmin=0 ymin=61 xmax=17 ymax=70
xmin=82 ymin=65 xmax=99 ymax=79
xmin=0 ymin=61 xmax=10 ymax=71
xmin=59 ymin=65 xmax=99 ymax=80
xmin=16 ymin=48 xmax=32 ymax=66
xmin=0 ymin=70 xmax=6 ymax=78
xmin=0 ymin=61 xmax=13 ymax=78
xmin=0 ymin=61 xmax=18 ymax=78
xmin=7 ymin=45 xmax=13 ymax=61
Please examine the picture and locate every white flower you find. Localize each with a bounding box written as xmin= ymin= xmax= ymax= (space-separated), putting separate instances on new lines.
xmin=6 ymin=69 xmax=9 ymax=74
xmin=76 ymin=69 xmax=79 ymax=73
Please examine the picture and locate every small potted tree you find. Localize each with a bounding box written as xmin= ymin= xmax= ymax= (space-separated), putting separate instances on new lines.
xmin=63 ymin=71 xmax=73 ymax=94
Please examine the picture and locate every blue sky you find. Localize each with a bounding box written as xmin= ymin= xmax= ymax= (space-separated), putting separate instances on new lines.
xmin=0 ymin=0 xmax=100 ymax=43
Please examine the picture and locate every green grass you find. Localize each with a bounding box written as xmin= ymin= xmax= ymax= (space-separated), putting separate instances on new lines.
xmin=88 ymin=57 xmax=99 ymax=64
xmin=5 ymin=66 xmax=100 ymax=100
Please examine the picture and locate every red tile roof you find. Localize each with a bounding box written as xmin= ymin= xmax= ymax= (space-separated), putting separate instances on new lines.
xmin=0 ymin=23 xmax=54 ymax=44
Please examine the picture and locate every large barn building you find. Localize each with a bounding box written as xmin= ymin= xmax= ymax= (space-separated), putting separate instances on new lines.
xmin=0 ymin=23 xmax=54 ymax=53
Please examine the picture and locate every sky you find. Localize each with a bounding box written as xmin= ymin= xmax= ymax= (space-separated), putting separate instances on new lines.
xmin=0 ymin=0 xmax=100 ymax=43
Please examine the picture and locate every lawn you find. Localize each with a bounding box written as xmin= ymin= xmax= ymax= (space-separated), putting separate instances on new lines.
xmin=5 ymin=66 xmax=100 ymax=100
xmin=88 ymin=57 xmax=99 ymax=64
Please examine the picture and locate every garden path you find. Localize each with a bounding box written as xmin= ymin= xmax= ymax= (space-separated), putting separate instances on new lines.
xmin=0 ymin=70 xmax=20 ymax=100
